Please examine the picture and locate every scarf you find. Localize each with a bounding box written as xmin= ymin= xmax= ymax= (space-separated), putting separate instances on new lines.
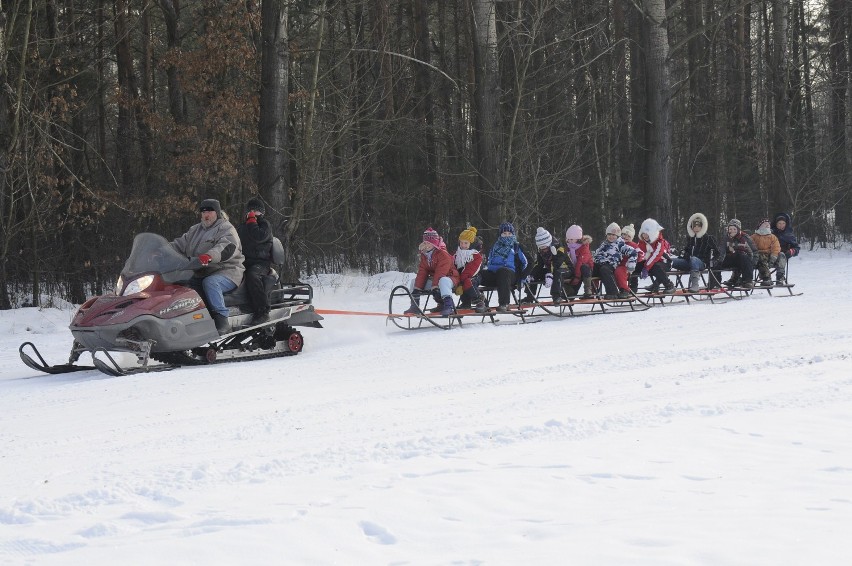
xmin=755 ymin=226 xmax=771 ymax=236
xmin=490 ymin=235 xmax=517 ymax=263
xmin=566 ymin=242 xmax=581 ymax=265
xmin=454 ymin=248 xmax=476 ymax=270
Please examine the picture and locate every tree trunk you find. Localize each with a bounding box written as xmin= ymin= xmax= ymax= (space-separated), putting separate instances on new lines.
xmin=641 ymin=0 xmax=673 ymax=230
xmin=158 ymin=0 xmax=185 ymax=124
xmin=288 ymin=0 xmax=326 ymax=242
xmin=770 ymin=0 xmax=793 ymax=212
xmin=114 ymin=0 xmax=153 ymax=193
xmin=470 ymin=0 xmax=502 ymax=226
xmin=829 ymin=0 xmax=850 ymax=231
xmin=258 ymin=0 xmax=291 ymax=275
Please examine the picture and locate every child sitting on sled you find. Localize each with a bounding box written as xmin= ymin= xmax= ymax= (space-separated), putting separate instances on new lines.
xmin=638 ymin=218 xmax=674 ymax=293
xmin=751 ymin=218 xmax=783 ymax=287
xmin=620 ymin=224 xmax=645 ymax=292
xmin=522 ymin=227 xmax=572 ymax=305
xmin=771 ymin=212 xmax=799 ymax=284
xmin=480 ymin=222 xmax=531 ymax=313
xmin=564 ymin=224 xmax=594 ymax=298
xmin=454 ymin=226 xmax=488 ymax=313
xmin=405 ymin=228 xmax=460 ymax=316
xmin=593 ymin=222 xmax=638 ymax=300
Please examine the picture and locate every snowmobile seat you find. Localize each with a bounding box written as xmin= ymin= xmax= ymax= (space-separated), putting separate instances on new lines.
xmin=223 ymin=268 xmax=279 ymax=309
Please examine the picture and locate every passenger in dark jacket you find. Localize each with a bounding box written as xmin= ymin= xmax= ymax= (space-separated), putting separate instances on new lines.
xmin=671 ymin=212 xmax=721 ymax=292
xmin=236 ymin=196 xmax=274 ymax=324
xmin=771 ymin=212 xmax=799 ymax=284
xmin=719 ymin=218 xmax=756 ymax=288
xmin=523 ymin=227 xmax=572 ymax=304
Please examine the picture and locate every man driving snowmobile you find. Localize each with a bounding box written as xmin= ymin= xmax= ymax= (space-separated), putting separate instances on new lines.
xmin=169 ymin=198 xmax=245 ymax=335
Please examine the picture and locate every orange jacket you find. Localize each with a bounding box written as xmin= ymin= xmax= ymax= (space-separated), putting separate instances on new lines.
xmin=751 ymin=232 xmax=781 ymax=256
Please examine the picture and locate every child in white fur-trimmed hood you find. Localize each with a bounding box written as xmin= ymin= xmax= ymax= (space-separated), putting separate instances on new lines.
xmin=638 ymin=218 xmax=674 ymax=293
xmin=671 ymin=212 xmax=721 ymax=292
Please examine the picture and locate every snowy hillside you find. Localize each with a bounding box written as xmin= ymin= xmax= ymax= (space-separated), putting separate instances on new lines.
xmin=2 ymin=249 xmax=852 ymax=564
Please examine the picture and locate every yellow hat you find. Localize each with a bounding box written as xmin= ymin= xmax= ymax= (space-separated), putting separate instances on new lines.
xmin=459 ymin=226 xmax=478 ymax=243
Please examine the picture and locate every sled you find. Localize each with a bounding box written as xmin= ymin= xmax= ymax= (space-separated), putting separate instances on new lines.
xmin=387 ymin=285 xmax=537 ymax=330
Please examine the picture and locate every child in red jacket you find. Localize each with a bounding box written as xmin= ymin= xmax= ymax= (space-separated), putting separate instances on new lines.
xmin=638 ymin=218 xmax=674 ymax=293
xmin=405 ymin=228 xmax=460 ymax=316
xmin=564 ymin=224 xmax=594 ymax=298
xmin=454 ymin=226 xmax=487 ymax=313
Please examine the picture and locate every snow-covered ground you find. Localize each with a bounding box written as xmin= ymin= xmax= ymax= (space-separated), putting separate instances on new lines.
xmin=2 ymin=249 xmax=851 ymax=564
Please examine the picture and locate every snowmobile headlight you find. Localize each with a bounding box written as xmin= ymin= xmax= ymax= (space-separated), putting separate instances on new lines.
xmin=122 ymin=275 xmax=155 ymax=296
xmin=115 ymin=276 xmax=124 ymax=295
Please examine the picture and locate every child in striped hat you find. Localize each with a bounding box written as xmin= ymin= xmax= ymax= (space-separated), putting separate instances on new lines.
xmin=522 ymin=227 xmax=571 ymax=304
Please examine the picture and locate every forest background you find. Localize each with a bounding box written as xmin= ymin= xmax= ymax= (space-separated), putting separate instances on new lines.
xmin=0 ymin=0 xmax=849 ymax=308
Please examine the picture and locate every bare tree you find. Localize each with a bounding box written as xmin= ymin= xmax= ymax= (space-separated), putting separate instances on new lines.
xmin=640 ymin=0 xmax=673 ymax=229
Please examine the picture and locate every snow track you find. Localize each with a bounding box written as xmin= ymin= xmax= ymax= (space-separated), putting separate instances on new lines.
xmin=2 ymin=251 xmax=852 ymax=563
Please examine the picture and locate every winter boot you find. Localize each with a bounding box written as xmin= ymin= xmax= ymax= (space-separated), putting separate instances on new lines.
xmin=439 ymin=295 xmax=455 ymax=317
xmin=582 ymin=276 xmax=594 ymax=298
xmin=404 ymin=300 xmax=421 ymax=315
xmin=688 ymin=271 xmax=701 ymax=293
xmin=662 ymin=280 xmax=676 ymax=294
xmin=723 ymin=272 xmax=740 ymax=287
xmin=474 ymin=297 xmax=488 ymax=313
xmin=428 ymin=289 xmax=444 ymax=313
xmin=212 ymin=313 xmax=231 ymax=336
xmin=616 ymin=289 xmax=630 ymax=300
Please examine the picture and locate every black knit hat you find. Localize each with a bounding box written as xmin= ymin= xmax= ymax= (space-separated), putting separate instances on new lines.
xmin=198 ymin=198 xmax=221 ymax=214
xmin=245 ymin=196 xmax=266 ymax=216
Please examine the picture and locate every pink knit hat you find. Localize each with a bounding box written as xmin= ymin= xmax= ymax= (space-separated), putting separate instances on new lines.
xmin=565 ymin=225 xmax=583 ymax=241
xmin=422 ymin=227 xmax=441 ymax=247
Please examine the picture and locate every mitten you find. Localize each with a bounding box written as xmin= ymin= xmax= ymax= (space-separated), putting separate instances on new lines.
xmin=199 ymin=253 xmax=212 ymax=266
xmin=246 ymin=211 xmax=257 ymax=224
xmin=626 ymin=260 xmax=637 ymax=272
xmin=544 ymin=273 xmax=553 ymax=288
xmin=789 ymin=248 xmax=797 ymax=256
xmin=641 ymin=267 xmax=649 ymax=279
xmin=770 ymin=255 xmax=777 ymax=264
xmin=411 ymin=287 xmax=424 ymax=298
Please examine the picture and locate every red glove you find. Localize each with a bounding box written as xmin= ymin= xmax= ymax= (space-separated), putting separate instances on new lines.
xmin=789 ymin=248 xmax=797 ymax=257
xmin=199 ymin=254 xmax=212 ymax=266
xmin=246 ymin=211 xmax=257 ymax=224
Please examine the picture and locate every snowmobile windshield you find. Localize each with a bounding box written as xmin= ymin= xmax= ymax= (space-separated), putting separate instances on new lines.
xmin=121 ymin=233 xmax=195 ymax=284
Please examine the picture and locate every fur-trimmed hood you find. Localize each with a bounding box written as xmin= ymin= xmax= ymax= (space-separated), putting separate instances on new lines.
xmin=639 ymin=218 xmax=664 ymax=244
xmin=686 ymin=212 xmax=708 ymax=238
xmin=772 ymin=212 xmax=793 ymax=230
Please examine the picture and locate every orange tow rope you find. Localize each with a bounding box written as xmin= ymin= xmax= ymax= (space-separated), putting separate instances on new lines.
xmin=315 ymin=309 xmax=392 ymax=317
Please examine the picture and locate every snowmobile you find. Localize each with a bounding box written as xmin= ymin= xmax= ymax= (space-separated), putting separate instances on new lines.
xmin=19 ymin=233 xmax=323 ymax=376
